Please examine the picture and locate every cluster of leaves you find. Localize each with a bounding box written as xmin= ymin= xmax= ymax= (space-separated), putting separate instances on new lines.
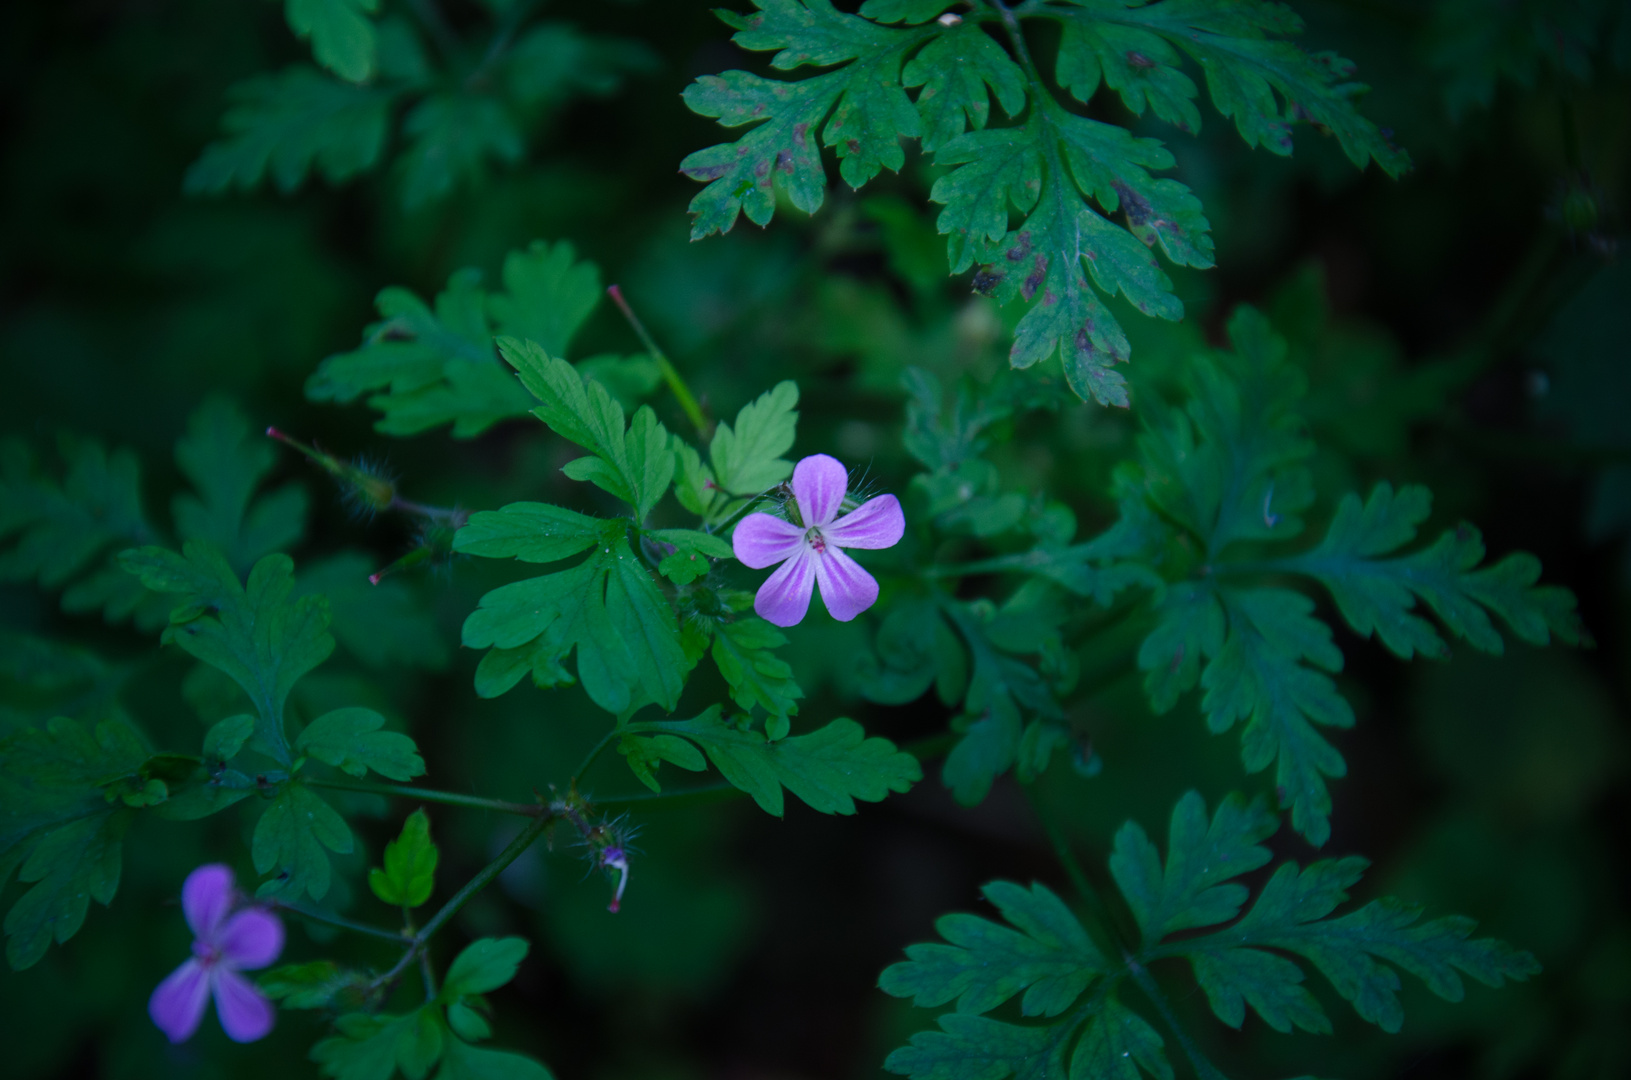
xmin=0 ymin=398 xmax=305 ymax=629
xmin=308 ymin=239 xmax=660 ymax=438
xmin=266 ymin=811 xmax=553 ymax=1079
xmin=881 ymin=791 xmax=1540 ymax=1079
xmin=865 ymin=307 xmax=1585 ymax=845
xmin=453 ymin=333 xmax=921 ymax=814
xmin=189 ymin=1 xmax=656 ymax=208
xmin=682 ymin=0 xmax=1408 ymax=402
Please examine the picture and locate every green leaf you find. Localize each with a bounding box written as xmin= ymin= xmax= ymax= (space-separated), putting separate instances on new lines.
xmin=314 ymin=1008 xmax=444 ymax=1080
xmin=253 ymin=781 xmax=354 ymax=901
xmin=0 ymin=715 xmax=150 ymax=969
xmin=0 ymin=436 xmax=166 ymax=627
xmin=884 ymin=1012 xmax=1079 ymax=1080
xmin=710 ymin=616 xmax=804 ymax=724
xmin=173 ymin=397 xmax=307 ymax=572
xmin=1285 ymin=483 xmax=1590 ymax=658
xmin=500 ymin=337 xmax=676 ymax=521
xmin=502 ymin=22 xmax=658 ymax=106
xmin=647 ymin=528 xmax=734 ymax=586
xmin=681 ymin=2 xmax=931 ymax=238
xmin=1132 ymin=794 xmax=1541 ymax=1035
xmin=1047 ymin=2 xmax=1409 ymax=174
xmin=860 ymin=0 xmax=957 ymax=24
xmin=439 ymin=1038 xmax=555 ymax=1080
xmin=297 ymin=706 xmax=425 ymax=782
xmin=120 ymin=543 xmax=334 ymax=764
xmin=369 ymin=808 xmax=439 ymax=908
xmin=1069 ymin=1000 xmax=1174 ymax=1080
xmin=461 ymin=520 xmax=689 ymax=714
xmin=708 ymin=381 xmax=800 ymax=496
xmin=630 ymin=708 xmax=920 ymax=815
xmin=903 ymin=22 xmax=1026 ymax=153
xmin=308 ymin=243 xmax=602 ymax=438
xmin=1108 ymin=791 xmax=1277 ymax=946
xmin=455 ymin=504 xmax=603 ymax=564
xmin=203 ymin=714 xmax=256 ymax=762
xmin=261 ymin=960 xmax=377 ymax=1011
xmin=880 ymin=881 xmax=1106 ymax=1017
xmin=617 ymin=733 xmax=708 ymax=792
xmin=399 ymin=93 xmax=523 ymax=209
xmin=285 ymin=0 xmax=379 ymax=83
xmin=185 ymin=67 xmax=392 ymax=195
xmin=442 ymin=937 xmax=529 ymax=999
xmin=486 ymin=240 xmax=602 ymax=358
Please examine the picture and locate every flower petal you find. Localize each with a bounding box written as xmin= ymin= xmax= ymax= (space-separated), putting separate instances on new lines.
xmin=732 ymin=513 xmax=805 ymax=569
xmin=213 ymin=969 xmax=276 ymax=1043
xmin=218 ymin=908 xmax=283 ymax=970
xmin=754 ymin=546 xmax=817 ymax=627
xmin=812 ymin=547 xmax=880 ymax=622
xmin=149 ymin=959 xmax=210 ymax=1044
xmin=791 ymin=454 xmax=848 ymax=527
xmin=824 ymin=494 xmax=904 ymax=551
xmin=182 ymin=864 xmax=235 ymax=941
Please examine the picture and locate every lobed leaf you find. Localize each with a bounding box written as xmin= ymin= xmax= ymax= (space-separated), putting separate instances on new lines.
xmin=253 ymin=781 xmax=354 ymax=902
xmin=298 ymin=706 xmax=425 ymax=782
xmin=369 ymin=808 xmax=439 ymax=908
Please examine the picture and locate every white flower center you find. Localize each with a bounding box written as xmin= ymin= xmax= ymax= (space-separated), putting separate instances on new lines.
xmin=806 ymin=526 xmax=827 ymax=554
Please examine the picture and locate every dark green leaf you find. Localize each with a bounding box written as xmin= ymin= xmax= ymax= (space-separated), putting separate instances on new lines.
xmin=441 ymin=937 xmax=529 ymax=999
xmin=253 ymin=781 xmax=353 ymax=901
xmin=285 ymin=0 xmax=379 ymax=83
xmin=369 ymin=808 xmax=438 ymax=908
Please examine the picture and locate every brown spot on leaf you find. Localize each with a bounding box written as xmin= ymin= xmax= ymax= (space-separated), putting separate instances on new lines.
xmin=1114 ymin=182 xmax=1153 ymax=227
xmin=1127 ymin=51 xmax=1157 ymax=70
xmin=776 ymin=148 xmax=793 ymax=173
xmin=971 ymin=266 xmax=1004 ymax=296
xmin=1022 ymin=255 xmax=1047 ymax=300
xmin=1006 ymin=231 xmax=1033 ymax=262
xmin=794 ymin=122 xmax=809 ymax=146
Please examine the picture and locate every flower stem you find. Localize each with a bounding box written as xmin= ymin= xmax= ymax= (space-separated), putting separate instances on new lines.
xmin=606 ymin=284 xmax=712 ymax=440
xmin=304 ymin=777 xmax=545 ymax=818
xmin=271 ymin=901 xmax=409 ymax=943
xmin=572 ymin=731 xmax=619 ymax=786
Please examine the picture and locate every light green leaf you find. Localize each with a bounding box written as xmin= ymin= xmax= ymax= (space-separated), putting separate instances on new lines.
xmin=709 ymin=381 xmax=801 ymax=496
xmin=454 ymin=503 xmax=603 ymax=564
xmin=500 ymin=337 xmax=676 ymax=520
xmin=204 ymin=714 xmax=256 ymax=762
xmin=438 ymin=1038 xmax=555 ymax=1080
xmin=486 ymin=240 xmax=601 ymax=358
xmin=298 ymin=706 xmax=424 ymax=782
xmin=369 ymin=809 xmax=439 ymax=907
xmin=441 ymin=937 xmax=529 ymax=999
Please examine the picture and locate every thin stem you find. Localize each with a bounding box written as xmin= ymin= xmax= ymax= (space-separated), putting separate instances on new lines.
xmin=305 ymin=777 xmax=544 ymax=818
xmin=372 ymin=813 xmax=556 ymax=992
xmin=1125 ymin=959 xmax=1226 ymax=1080
xmin=401 ymin=907 xmax=439 ymax=1002
xmin=1021 ymin=785 xmax=1124 ymax=946
xmin=986 ymin=0 xmax=1038 ymax=74
xmin=272 ymin=901 xmax=410 ymax=943
xmin=572 ymin=731 xmax=618 ymax=786
xmin=607 ymin=285 xmax=712 ymax=440
xmin=468 ymin=0 xmax=539 ymax=87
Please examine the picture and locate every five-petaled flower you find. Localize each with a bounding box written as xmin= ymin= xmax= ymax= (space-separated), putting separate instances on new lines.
xmin=149 ymin=864 xmax=284 ymax=1044
xmin=732 ymin=454 xmax=904 ymax=627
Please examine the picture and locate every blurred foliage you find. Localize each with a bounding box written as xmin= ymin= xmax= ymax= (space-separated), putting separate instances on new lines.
xmin=1 ymin=1 xmax=1629 ymax=1079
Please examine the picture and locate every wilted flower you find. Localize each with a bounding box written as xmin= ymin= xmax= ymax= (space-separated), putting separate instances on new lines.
xmin=149 ymin=864 xmax=283 ymax=1044
xmin=732 ymin=454 xmax=904 ymax=627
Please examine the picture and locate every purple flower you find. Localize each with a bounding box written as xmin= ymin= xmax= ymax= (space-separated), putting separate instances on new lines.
xmin=732 ymin=454 xmax=904 ymax=627
xmin=149 ymin=864 xmax=283 ymax=1044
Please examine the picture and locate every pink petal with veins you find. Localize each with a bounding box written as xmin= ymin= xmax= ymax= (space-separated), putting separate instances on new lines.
xmin=754 ymin=546 xmax=817 ymax=627
xmin=732 ymin=513 xmax=805 ymax=569
xmin=791 ymin=454 xmax=848 ymax=527
xmin=813 ymin=547 xmax=880 ymax=622
xmin=825 ymin=494 xmax=904 ymax=550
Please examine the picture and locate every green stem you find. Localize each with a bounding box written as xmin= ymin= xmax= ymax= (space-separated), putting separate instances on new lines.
xmin=607 ymin=285 xmax=712 ymax=440
xmin=272 ymin=901 xmax=410 ymax=943
xmin=1020 ymin=784 xmax=1131 ymax=952
xmin=373 ymin=813 xmax=556 ymax=992
xmin=572 ymin=731 xmax=618 ymax=786
xmin=1125 ymin=959 xmax=1226 ymax=1080
xmin=304 ymin=777 xmax=544 ymax=818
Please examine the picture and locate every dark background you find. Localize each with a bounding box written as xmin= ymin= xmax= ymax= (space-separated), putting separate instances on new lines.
xmin=2 ymin=1 xmax=1628 ymax=1077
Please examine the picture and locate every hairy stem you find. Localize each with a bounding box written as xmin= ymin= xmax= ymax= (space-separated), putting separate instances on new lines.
xmin=607 ymin=284 xmax=712 ymax=440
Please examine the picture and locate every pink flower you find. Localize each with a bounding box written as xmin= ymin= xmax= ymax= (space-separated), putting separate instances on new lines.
xmin=149 ymin=864 xmax=283 ymax=1044
xmin=732 ymin=454 xmax=904 ymax=627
